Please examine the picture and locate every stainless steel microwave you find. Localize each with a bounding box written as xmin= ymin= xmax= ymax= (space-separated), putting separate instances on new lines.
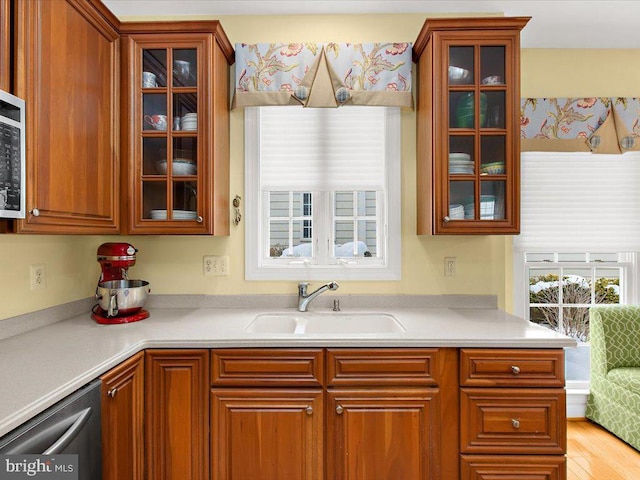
xmin=0 ymin=89 xmax=25 ymax=219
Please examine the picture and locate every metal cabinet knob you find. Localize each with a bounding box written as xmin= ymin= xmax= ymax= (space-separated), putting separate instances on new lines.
xmin=306 ymin=406 xmax=313 ymax=416
xmin=512 ymin=418 xmax=520 ymax=429
xmin=336 ymin=405 xmax=344 ymax=415
xmin=511 ymin=365 xmax=521 ymax=375
xmin=443 ymin=216 xmax=450 ymax=223
xmin=196 ymin=215 xmax=203 ymax=223
xmin=30 ymin=208 xmax=40 ymax=217
xmin=107 ymin=388 xmax=118 ymax=398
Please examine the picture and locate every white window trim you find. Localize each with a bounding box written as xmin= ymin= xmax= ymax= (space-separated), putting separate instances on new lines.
xmin=244 ymin=107 xmax=401 ymax=281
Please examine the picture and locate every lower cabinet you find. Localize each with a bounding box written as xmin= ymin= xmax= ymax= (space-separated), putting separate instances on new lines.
xmin=459 ymin=349 xmax=567 ymax=480
xmin=145 ymin=349 xmax=210 ymax=480
xmin=99 ymin=346 xmax=567 ymax=480
xmin=326 ymin=389 xmax=440 ymax=480
xmin=211 ymin=389 xmax=323 ymax=479
xmin=210 ymin=347 xmax=457 ymax=480
xmin=100 ymin=351 xmax=145 ymax=480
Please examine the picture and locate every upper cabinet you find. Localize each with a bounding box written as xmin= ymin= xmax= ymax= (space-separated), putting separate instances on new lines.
xmin=119 ymin=22 xmax=233 ymax=235
xmin=413 ymin=17 xmax=529 ymax=235
xmin=14 ymin=0 xmax=121 ymax=234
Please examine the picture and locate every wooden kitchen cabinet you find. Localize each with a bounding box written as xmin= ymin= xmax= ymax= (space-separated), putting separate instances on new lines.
xmin=119 ymin=22 xmax=233 ymax=235
xmin=100 ymin=351 xmax=144 ymax=480
xmin=326 ymin=348 xmax=459 ymax=480
xmin=13 ymin=0 xmax=121 ymax=233
xmin=459 ymin=349 xmax=567 ymax=478
xmin=211 ymin=389 xmax=324 ymax=480
xmin=97 ymin=347 xmax=567 ymax=479
xmin=210 ymin=349 xmax=324 ymax=480
xmin=145 ymin=349 xmax=210 ymax=480
xmin=326 ymin=388 xmax=440 ymax=480
xmin=413 ymin=17 xmax=529 ymax=234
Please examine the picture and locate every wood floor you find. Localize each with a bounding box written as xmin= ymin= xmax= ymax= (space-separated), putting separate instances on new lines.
xmin=568 ymin=420 xmax=640 ymax=479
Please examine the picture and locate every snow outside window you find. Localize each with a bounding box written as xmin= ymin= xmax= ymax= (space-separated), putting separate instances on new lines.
xmin=245 ymin=106 xmax=401 ymax=281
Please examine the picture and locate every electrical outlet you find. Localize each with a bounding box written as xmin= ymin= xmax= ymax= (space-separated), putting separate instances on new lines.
xmin=30 ymin=264 xmax=46 ymax=290
xmin=203 ymin=255 xmax=229 ymax=276
xmin=444 ymin=257 xmax=456 ymax=277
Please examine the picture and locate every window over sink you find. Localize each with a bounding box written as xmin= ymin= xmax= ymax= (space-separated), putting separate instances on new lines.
xmin=244 ymin=106 xmax=401 ymax=280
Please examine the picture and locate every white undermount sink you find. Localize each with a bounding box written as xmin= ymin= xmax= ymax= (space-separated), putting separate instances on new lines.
xmin=245 ymin=312 xmax=406 ymax=335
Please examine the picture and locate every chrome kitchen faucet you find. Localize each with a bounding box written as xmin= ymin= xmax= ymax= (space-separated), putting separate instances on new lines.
xmin=297 ymin=282 xmax=339 ymax=312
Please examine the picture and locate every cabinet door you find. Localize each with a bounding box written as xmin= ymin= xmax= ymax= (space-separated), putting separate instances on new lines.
xmin=120 ymin=23 xmax=232 ymax=235
xmin=146 ymin=349 xmax=210 ymax=480
xmin=415 ymin=18 xmax=529 ymax=235
xmin=211 ymin=388 xmax=323 ymax=480
xmin=327 ymin=388 xmax=440 ymax=480
xmin=100 ymin=351 xmax=144 ymax=480
xmin=14 ymin=0 xmax=120 ymax=233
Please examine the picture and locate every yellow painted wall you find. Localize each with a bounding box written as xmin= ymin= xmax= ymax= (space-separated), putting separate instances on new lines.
xmin=1 ymin=13 xmax=637 ymax=321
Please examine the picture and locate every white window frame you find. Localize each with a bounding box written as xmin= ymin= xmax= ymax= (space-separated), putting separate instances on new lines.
xmin=513 ymin=251 xmax=638 ymax=322
xmin=244 ymin=107 xmax=401 ymax=281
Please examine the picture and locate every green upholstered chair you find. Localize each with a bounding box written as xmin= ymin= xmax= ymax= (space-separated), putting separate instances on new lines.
xmin=585 ymin=306 xmax=640 ymax=450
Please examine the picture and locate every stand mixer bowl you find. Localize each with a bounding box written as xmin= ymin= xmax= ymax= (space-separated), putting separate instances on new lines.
xmin=96 ymin=280 xmax=150 ymax=317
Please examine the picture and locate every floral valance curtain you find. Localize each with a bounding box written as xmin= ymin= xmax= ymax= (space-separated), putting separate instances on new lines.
xmin=233 ymin=42 xmax=412 ymax=109
xmin=521 ymin=97 xmax=640 ymax=154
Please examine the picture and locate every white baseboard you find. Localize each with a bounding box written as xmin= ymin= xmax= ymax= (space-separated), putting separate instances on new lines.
xmin=567 ymin=387 xmax=590 ymax=419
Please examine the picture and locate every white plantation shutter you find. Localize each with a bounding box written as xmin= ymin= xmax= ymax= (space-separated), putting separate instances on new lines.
xmin=515 ymin=152 xmax=640 ymax=251
xmin=260 ymin=106 xmax=387 ymax=191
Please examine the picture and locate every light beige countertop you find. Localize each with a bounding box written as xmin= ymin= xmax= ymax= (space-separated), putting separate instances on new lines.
xmin=0 ymin=295 xmax=575 ymax=437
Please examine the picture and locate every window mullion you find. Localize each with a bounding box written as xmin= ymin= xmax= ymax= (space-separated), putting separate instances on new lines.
xmin=315 ymin=192 xmax=330 ymax=264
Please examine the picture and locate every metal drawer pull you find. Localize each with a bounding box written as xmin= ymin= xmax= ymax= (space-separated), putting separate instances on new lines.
xmin=336 ymin=405 xmax=344 ymax=415
xmin=512 ymin=419 xmax=520 ymax=429
xmin=30 ymin=208 xmax=40 ymax=217
xmin=511 ymin=365 xmax=521 ymax=375
xmin=107 ymin=388 xmax=118 ymax=398
xmin=306 ymin=406 xmax=313 ymax=415
xmin=443 ymin=216 xmax=450 ymax=223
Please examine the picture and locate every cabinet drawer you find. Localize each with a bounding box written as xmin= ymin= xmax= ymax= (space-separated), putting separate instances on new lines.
xmin=461 ymin=388 xmax=566 ymax=455
xmin=461 ymin=455 xmax=566 ymax=480
xmin=460 ymin=349 xmax=565 ymax=387
xmin=327 ymin=348 xmax=439 ymax=386
xmin=211 ymin=349 xmax=323 ymax=386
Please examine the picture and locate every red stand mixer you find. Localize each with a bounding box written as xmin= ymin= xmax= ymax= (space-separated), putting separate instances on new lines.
xmin=92 ymin=242 xmax=151 ymax=324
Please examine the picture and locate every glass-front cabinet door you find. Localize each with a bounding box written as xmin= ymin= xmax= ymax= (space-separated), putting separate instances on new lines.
xmin=141 ymin=47 xmax=200 ymax=225
xmin=414 ymin=17 xmax=529 ymax=235
xmin=120 ymin=23 xmax=233 ymax=235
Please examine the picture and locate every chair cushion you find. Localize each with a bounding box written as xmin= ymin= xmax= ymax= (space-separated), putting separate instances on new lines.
xmin=607 ymin=367 xmax=640 ymax=396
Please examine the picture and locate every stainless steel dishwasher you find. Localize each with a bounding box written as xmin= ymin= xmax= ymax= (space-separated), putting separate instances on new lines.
xmin=0 ymin=379 xmax=102 ymax=479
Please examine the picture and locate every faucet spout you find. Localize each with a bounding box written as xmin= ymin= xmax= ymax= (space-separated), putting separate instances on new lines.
xmin=298 ymin=282 xmax=339 ymax=312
